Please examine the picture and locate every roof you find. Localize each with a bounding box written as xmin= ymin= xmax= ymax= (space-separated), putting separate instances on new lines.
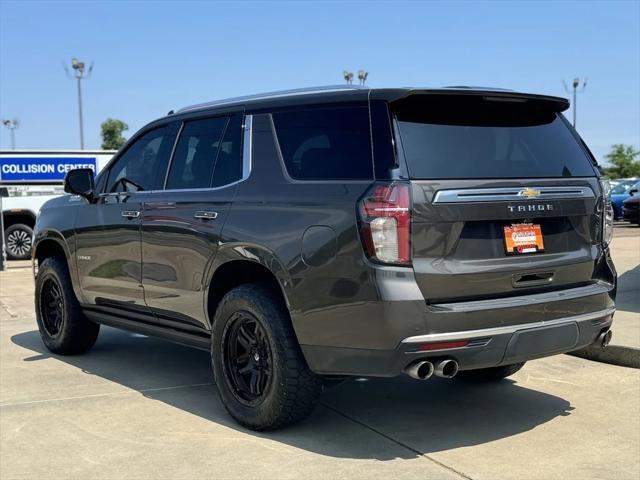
xmin=174 ymin=85 xmax=570 ymax=115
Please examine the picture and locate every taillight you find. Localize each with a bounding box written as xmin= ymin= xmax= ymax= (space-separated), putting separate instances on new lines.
xmin=600 ymin=179 xmax=614 ymax=245
xmin=358 ymin=182 xmax=411 ymax=265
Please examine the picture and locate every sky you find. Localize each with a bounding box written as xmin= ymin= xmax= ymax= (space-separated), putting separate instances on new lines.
xmin=0 ymin=0 xmax=638 ymax=165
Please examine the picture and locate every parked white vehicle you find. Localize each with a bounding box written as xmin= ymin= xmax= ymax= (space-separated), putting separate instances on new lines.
xmin=1 ymin=150 xmax=114 ymax=260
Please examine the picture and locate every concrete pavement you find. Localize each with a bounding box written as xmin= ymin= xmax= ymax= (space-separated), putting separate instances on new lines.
xmin=571 ymin=225 xmax=640 ymax=367
xmin=1 ymin=228 xmax=639 ymax=480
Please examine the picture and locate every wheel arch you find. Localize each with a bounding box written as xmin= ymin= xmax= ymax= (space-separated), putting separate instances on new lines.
xmin=204 ymin=244 xmax=296 ymax=331
xmin=32 ymin=230 xmax=83 ymax=302
xmin=2 ymin=209 xmax=36 ymax=229
xmin=33 ymin=230 xmax=71 ymax=264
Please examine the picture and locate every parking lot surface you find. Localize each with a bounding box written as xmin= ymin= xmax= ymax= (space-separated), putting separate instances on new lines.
xmin=1 ymin=227 xmax=639 ymax=480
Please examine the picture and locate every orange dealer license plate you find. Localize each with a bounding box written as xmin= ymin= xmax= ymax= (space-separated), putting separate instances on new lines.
xmin=503 ymin=223 xmax=545 ymax=255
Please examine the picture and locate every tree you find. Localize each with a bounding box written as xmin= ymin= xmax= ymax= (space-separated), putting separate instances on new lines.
xmin=603 ymin=144 xmax=640 ymax=179
xmin=100 ymin=118 xmax=129 ymax=150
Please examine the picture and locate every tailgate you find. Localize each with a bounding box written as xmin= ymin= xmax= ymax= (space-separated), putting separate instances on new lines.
xmin=390 ymin=92 xmax=604 ymax=303
xmin=410 ymin=180 xmax=602 ymax=302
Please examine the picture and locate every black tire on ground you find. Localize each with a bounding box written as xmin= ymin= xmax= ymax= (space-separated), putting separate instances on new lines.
xmin=456 ymin=362 xmax=526 ymax=382
xmin=211 ymin=282 xmax=323 ymax=431
xmin=5 ymin=223 xmax=34 ymax=260
xmin=35 ymin=257 xmax=100 ymax=354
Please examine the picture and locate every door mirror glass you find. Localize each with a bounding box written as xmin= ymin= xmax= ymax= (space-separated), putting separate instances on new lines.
xmin=64 ymin=168 xmax=95 ymax=201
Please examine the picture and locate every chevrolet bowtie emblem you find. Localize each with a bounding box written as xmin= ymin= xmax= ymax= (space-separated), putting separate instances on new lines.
xmin=518 ymin=188 xmax=541 ymax=199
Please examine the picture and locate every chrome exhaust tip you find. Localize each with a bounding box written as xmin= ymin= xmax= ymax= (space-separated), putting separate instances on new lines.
xmin=405 ymin=360 xmax=434 ymax=380
xmin=434 ymin=359 xmax=459 ymax=379
xmin=599 ymin=330 xmax=612 ymax=348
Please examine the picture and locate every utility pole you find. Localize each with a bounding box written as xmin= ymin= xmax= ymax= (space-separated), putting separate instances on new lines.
xmin=66 ymin=58 xmax=93 ymax=149
xmin=563 ymin=77 xmax=587 ymax=128
xmin=1 ymin=119 xmax=18 ymax=149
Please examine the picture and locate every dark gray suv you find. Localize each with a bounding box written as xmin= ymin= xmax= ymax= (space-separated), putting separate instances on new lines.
xmin=33 ymin=86 xmax=616 ymax=430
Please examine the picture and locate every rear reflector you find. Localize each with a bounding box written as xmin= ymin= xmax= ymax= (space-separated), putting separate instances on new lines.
xmin=417 ymin=340 xmax=469 ymax=351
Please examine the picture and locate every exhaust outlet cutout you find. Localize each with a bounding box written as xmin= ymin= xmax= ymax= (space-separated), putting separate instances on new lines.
xmin=434 ymin=359 xmax=459 ymax=379
xmin=405 ymin=360 xmax=434 ymax=380
xmin=599 ymin=330 xmax=612 ymax=348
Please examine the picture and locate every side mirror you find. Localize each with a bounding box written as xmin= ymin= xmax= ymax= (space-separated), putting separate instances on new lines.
xmin=64 ymin=168 xmax=95 ymax=202
xmin=630 ymin=189 xmax=638 ymax=196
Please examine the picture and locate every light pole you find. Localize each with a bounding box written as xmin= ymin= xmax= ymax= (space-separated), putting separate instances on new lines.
xmin=1 ymin=119 xmax=18 ymax=149
xmin=66 ymin=58 xmax=93 ymax=149
xmin=358 ymin=70 xmax=368 ymax=86
xmin=563 ymin=77 xmax=587 ymax=128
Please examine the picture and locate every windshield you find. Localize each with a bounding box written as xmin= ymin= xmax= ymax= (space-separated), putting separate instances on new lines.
xmin=611 ymin=182 xmax=634 ymax=194
xmin=394 ymin=95 xmax=596 ymax=179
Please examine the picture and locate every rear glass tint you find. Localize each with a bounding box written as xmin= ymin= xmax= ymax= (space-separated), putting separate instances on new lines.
xmin=394 ymin=96 xmax=595 ymax=179
xmin=272 ymin=106 xmax=373 ymax=180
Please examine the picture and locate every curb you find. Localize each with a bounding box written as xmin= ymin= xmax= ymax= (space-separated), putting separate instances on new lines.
xmin=569 ymin=344 xmax=640 ymax=369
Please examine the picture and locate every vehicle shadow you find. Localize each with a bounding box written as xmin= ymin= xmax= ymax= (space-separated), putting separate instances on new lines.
xmin=617 ymin=265 xmax=640 ymax=314
xmin=12 ymin=328 xmax=573 ymax=460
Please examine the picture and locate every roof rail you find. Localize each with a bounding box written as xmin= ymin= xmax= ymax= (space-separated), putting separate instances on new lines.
xmin=176 ymin=85 xmax=368 ymax=114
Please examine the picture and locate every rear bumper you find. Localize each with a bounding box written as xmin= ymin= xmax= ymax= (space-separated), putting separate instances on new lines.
xmin=303 ymin=306 xmax=614 ymax=376
xmin=301 ymin=280 xmax=616 ymax=376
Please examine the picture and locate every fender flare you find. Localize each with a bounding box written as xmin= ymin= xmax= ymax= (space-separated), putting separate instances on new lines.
xmin=32 ymin=229 xmax=83 ymax=302
xmin=203 ymin=242 xmax=297 ymax=315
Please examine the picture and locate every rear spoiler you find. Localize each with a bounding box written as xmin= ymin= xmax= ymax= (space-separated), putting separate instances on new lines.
xmin=371 ymin=88 xmax=570 ymax=113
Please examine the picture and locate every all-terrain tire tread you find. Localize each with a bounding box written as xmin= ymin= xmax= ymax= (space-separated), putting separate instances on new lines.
xmin=212 ymin=282 xmax=322 ymax=430
xmin=35 ymin=256 xmax=99 ymax=355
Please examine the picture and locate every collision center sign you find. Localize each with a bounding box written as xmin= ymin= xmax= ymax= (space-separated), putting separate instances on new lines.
xmin=0 ymin=157 xmax=97 ymax=183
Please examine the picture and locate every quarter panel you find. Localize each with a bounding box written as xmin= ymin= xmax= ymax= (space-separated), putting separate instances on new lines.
xmin=222 ymin=114 xmax=391 ymax=347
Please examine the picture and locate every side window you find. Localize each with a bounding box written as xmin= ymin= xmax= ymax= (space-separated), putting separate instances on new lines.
xmin=106 ymin=126 xmax=175 ymax=193
xmin=165 ymin=117 xmax=228 ymax=190
xmin=211 ymin=114 xmax=243 ymax=187
xmin=272 ymin=106 xmax=373 ymax=180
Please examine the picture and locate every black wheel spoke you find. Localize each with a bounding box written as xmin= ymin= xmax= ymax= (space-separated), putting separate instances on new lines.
xmin=236 ymin=352 xmax=249 ymax=364
xmin=223 ymin=312 xmax=272 ymax=404
xmin=238 ymin=325 xmax=255 ymax=347
xmin=41 ymin=278 xmax=64 ymax=336
xmin=249 ymin=371 xmax=260 ymax=395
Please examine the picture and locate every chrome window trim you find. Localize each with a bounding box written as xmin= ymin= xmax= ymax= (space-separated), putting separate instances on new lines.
xmin=401 ymin=307 xmax=615 ymax=343
xmin=242 ymin=115 xmax=252 ymax=180
xmin=433 ymin=185 xmax=595 ymax=203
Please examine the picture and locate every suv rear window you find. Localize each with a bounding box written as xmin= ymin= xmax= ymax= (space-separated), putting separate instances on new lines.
xmin=272 ymin=106 xmax=373 ymax=180
xmin=394 ymin=95 xmax=596 ymax=179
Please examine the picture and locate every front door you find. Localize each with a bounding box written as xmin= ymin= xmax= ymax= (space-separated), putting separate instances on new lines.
xmin=75 ymin=123 xmax=178 ymax=311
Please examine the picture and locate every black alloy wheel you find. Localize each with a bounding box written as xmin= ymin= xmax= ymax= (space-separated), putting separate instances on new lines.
xmin=222 ymin=312 xmax=273 ymax=405
xmin=40 ymin=278 xmax=65 ymax=336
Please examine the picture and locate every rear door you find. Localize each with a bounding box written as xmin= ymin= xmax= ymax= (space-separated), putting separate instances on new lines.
xmin=140 ymin=113 xmax=246 ymax=329
xmin=391 ymin=93 xmax=603 ymax=303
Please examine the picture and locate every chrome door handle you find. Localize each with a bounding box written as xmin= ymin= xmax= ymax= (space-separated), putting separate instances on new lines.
xmin=121 ymin=210 xmax=140 ymax=219
xmin=194 ymin=211 xmax=218 ymax=220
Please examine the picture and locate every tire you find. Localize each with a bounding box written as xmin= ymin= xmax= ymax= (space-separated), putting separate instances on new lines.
xmin=5 ymin=223 xmax=33 ymax=260
xmin=35 ymin=257 xmax=100 ymax=354
xmin=456 ymin=362 xmax=525 ymax=382
xmin=211 ymin=283 xmax=322 ymax=430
